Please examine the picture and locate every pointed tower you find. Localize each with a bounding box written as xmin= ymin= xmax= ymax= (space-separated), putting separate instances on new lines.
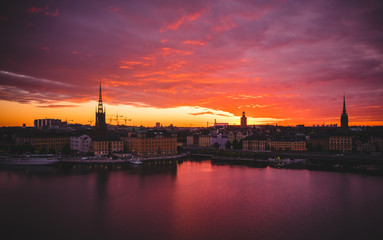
xmin=95 ymin=82 xmax=107 ymax=139
xmin=340 ymin=94 xmax=348 ymax=128
xmin=241 ymin=111 xmax=247 ymax=128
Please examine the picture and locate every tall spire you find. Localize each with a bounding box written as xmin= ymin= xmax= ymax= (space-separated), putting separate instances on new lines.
xmin=97 ymin=81 xmax=103 ymax=113
xmin=343 ymin=94 xmax=346 ymax=114
xmin=340 ymin=93 xmax=348 ymax=128
xmin=99 ymin=81 xmax=102 ymax=101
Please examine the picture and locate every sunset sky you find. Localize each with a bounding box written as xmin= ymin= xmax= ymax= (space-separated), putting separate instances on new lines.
xmin=1 ymin=0 xmax=382 ymax=127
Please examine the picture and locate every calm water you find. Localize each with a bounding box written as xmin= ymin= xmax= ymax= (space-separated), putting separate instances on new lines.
xmin=1 ymin=159 xmax=383 ymax=240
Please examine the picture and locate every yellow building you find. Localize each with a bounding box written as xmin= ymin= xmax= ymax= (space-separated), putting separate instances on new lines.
xmin=269 ymin=141 xmax=306 ymax=151
xmin=91 ymin=141 xmax=109 ymax=156
xmin=109 ymin=141 xmax=123 ymax=154
xmin=329 ymin=135 xmax=353 ymax=152
xmin=198 ymin=135 xmax=211 ymax=147
xmin=122 ymin=131 xmax=177 ymax=157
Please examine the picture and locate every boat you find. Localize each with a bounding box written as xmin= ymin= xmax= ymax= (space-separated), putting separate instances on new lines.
xmin=0 ymin=154 xmax=61 ymax=166
xmin=128 ymin=157 xmax=142 ymax=165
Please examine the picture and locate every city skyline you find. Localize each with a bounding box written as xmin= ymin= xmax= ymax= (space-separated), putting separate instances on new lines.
xmin=1 ymin=0 xmax=383 ymax=127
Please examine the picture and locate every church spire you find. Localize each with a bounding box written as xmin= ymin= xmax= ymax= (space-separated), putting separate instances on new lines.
xmin=343 ymin=94 xmax=346 ymax=114
xmin=340 ymin=93 xmax=348 ymax=128
xmin=98 ymin=81 xmax=103 ymax=113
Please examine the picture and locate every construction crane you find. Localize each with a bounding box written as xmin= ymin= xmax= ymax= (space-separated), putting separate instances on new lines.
xmin=64 ymin=118 xmax=73 ymax=124
xmin=107 ymin=113 xmax=125 ymax=125
xmin=207 ymin=121 xmax=215 ymax=128
xmin=123 ymin=117 xmax=132 ymax=125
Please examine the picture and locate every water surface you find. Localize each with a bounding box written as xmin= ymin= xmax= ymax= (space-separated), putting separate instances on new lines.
xmin=1 ymin=160 xmax=382 ymax=240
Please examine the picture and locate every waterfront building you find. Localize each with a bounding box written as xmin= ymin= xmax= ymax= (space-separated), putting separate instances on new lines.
xmin=198 ymin=135 xmax=211 ymax=147
xmin=329 ymin=135 xmax=353 ymax=152
xmin=308 ymin=135 xmax=330 ymax=151
xmin=269 ymin=140 xmax=307 ymax=151
xmin=241 ymin=111 xmax=247 ymax=128
xmin=95 ymin=82 xmax=107 ymax=139
xmin=16 ymin=135 xmax=70 ymax=153
xmin=340 ymin=94 xmax=349 ymax=129
xmin=109 ymin=140 xmax=124 ymax=154
xmin=70 ymin=134 xmax=91 ymax=153
xmin=91 ymin=140 xmax=109 ymax=156
xmin=242 ymin=137 xmax=267 ymax=152
xmin=121 ymin=131 xmax=177 ymax=157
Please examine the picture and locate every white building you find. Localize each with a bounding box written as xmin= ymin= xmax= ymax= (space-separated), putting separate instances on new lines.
xmin=70 ymin=134 xmax=92 ymax=153
xmin=210 ymin=134 xmax=228 ymax=149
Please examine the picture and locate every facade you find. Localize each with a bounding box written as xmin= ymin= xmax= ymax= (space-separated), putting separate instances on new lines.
xmin=95 ymin=83 xmax=107 ymax=139
xmin=241 ymin=111 xmax=247 ymax=128
xmin=228 ymin=131 xmax=248 ymax=143
xmin=70 ymin=134 xmax=92 ymax=153
xmin=186 ymin=135 xmax=199 ymax=146
xmin=309 ymin=136 xmax=330 ymax=151
xmin=210 ymin=134 xmax=228 ymax=149
xmin=15 ymin=135 xmax=70 ymax=153
xmin=109 ymin=141 xmax=124 ymax=153
xmin=198 ymin=135 xmax=211 ymax=147
xmin=91 ymin=141 xmax=109 ymax=156
xmin=340 ymin=95 xmax=349 ymax=128
xmin=329 ymin=135 xmax=353 ymax=152
xmin=34 ymin=136 xmax=70 ymax=153
xmin=269 ymin=140 xmax=307 ymax=151
xmin=122 ymin=131 xmax=177 ymax=157
xmin=242 ymin=138 xmax=267 ymax=152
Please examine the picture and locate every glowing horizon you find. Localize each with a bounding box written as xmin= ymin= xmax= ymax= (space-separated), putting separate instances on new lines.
xmin=1 ymin=0 xmax=382 ymax=127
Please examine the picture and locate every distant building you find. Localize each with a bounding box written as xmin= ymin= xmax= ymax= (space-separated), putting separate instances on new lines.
xmin=198 ymin=135 xmax=211 ymax=147
xmin=210 ymin=134 xmax=228 ymax=149
xmin=109 ymin=140 xmax=124 ymax=154
xmin=90 ymin=139 xmax=123 ymax=156
xmin=308 ymin=135 xmax=329 ymax=151
xmin=242 ymin=137 xmax=267 ymax=152
xmin=340 ymin=94 xmax=349 ymax=129
xmin=91 ymin=141 xmax=109 ymax=156
xmin=16 ymin=135 xmax=70 ymax=154
xmin=241 ymin=111 xmax=247 ymax=128
xmin=70 ymin=134 xmax=92 ymax=153
xmin=95 ymin=82 xmax=107 ymax=139
xmin=228 ymin=131 xmax=248 ymax=143
xmin=269 ymin=140 xmax=306 ymax=151
xmin=34 ymin=119 xmax=63 ymax=129
xmin=329 ymin=135 xmax=353 ymax=152
xmin=121 ymin=131 xmax=177 ymax=157
xmin=214 ymin=120 xmax=228 ymax=129
xmin=187 ymin=135 xmax=199 ymax=146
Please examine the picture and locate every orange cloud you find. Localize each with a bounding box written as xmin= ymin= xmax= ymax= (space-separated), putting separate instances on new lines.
xmin=183 ymin=40 xmax=205 ymax=46
xmin=161 ymin=9 xmax=205 ymax=31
